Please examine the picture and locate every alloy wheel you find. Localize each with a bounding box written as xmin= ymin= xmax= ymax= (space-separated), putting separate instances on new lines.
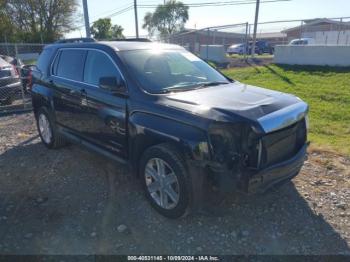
xmin=38 ymin=113 xmax=52 ymax=144
xmin=145 ymin=158 xmax=180 ymax=210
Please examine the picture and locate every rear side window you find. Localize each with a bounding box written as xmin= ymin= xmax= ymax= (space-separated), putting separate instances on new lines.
xmin=83 ymin=50 xmax=121 ymax=86
xmin=36 ymin=48 xmax=55 ymax=73
xmin=55 ymin=49 xmax=86 ymax=81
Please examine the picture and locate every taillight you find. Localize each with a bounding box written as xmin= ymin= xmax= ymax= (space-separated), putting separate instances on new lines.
xmin=27 ymin=70 xmax=33 ymax=90
xmin=12 ymin=65 xmax=19 ymax=76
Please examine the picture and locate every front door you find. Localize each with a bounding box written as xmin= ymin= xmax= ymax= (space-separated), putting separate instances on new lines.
xmin=78 ymin=49 xmax=128 ymax=158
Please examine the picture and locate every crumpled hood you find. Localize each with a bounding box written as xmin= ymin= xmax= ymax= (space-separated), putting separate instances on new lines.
xmin=163 ymin=81 xmax=308 ymax=133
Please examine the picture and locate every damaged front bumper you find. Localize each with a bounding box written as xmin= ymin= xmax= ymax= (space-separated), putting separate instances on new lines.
xmin=205 ymin=143 xmax=308 ymax=194
xmin=245 ymin=143 xmax=307 ymax=194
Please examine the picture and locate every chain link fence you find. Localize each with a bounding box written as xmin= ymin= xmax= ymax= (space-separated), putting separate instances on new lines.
xmin=0 ymin=43 xmax=44 ymax=114
xmin=163 ymin=17 xmax=350 ymax=64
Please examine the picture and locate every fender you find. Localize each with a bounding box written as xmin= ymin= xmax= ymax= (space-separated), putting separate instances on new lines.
xmin=129 ymin=111 xmax=211 ymax=169
xmin=31 ymin=84 xmax=55 ymax=115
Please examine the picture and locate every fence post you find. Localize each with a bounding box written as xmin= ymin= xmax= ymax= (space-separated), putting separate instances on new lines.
xmin=206 ymin=28 xmax=209 ymax=60
xmin=244 ymin=22 xmax=249 ymax=60
xmin=15 ymin=44 xmax=26 ymax=109
xmin=4 ymin=34 xmax=10 ymax=56
xmin=337 ymin=18 xmax=343 ymax=45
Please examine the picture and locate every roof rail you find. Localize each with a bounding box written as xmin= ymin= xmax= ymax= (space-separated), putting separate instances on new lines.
xmin=54 ymin=37 xmax=96 ymax=44
xmin=111 ymin=38 xmax=152 ymax=42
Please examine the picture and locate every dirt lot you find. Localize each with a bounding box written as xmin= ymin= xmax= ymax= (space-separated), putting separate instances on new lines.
xmin=0 ymin=113 xmax=349 ymax=255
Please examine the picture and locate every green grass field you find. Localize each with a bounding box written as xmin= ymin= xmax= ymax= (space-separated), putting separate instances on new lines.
xmin=222 ymin=64 xmax=350 ymax=156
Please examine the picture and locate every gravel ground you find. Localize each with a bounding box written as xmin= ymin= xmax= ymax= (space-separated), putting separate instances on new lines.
xmin=0 ymin=113 xmax=349 ymax=255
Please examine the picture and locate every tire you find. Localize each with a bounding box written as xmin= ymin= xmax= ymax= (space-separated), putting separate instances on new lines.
xmin=36 ymin=107 xmax=67 ymax=149
xmin=2 ymin=96 xmax=14 ymax=105
xmin=140 ymin=144 xmax=191 ymax=218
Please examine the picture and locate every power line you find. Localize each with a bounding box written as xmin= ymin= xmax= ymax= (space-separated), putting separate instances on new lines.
xmin=104 ymin=5 xmax=134 ymax=18
xmin=90 ymin=2 xmax=133 ymax=20
xmin=138 ymin=0 xmax=290 ymax=8
xmin=74 ymin=0 xmax=291 ymax=30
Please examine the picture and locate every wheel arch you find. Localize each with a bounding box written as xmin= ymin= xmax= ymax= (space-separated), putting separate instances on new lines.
xmin=129 ymin=111 xmax=210 ymax=176
xmin=31 ymin=85 xmax=55 ymax=117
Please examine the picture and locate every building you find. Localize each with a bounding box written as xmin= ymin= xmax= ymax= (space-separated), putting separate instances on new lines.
xmin=282 ymin=18 xmax=350 ymax=45
xmin=254 ymin=32 xmax=288 ymax=45
xmin=168 ymin=29 xmax=246 ymax=53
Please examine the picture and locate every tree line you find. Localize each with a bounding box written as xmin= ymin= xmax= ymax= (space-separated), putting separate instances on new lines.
xmin=0 ymin=0 xmax=188 ymax=43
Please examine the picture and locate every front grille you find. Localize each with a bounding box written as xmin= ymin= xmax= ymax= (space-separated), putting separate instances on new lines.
xmin=260 ymin=119 xmax=306 ymax=168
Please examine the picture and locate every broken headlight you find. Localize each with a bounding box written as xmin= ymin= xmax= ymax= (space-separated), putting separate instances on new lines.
xmin=208 ymin=123 xmax=243 ymax=167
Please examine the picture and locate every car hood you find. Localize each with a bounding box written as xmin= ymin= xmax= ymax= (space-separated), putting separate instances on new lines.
xmin=163 ymin=81 xmax=308 ymax=134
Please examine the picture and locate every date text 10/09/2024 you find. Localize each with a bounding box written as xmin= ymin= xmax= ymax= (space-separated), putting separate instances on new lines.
xmin=127 ymin=256 xmax=220 ymax=261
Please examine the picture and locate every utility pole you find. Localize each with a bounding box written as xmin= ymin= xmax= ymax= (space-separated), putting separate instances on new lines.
xmin=251 ymin=0 xmax=260 ymax=58
xmin=134 ymin=0 xmax=139 ymax=38
xmin=82 ymin=0 xmax=91 ymax=38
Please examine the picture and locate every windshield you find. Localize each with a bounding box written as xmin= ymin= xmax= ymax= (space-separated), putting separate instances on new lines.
xmin=120 ymin=49 xmax=230 ymax=94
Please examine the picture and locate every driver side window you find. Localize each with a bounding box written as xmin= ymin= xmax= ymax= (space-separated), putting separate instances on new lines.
xmin=83 ymin=50 xmax=121 ymax=86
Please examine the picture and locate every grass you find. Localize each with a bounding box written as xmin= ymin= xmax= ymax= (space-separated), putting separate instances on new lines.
xmin=22 ymin=59 xmax=37 ymax=65
xmin=222 ymin=64 xmax=350 ymax=156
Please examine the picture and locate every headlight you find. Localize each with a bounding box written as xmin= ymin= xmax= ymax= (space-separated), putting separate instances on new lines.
xmin=208 ymin=123 xmax=242 ymax=166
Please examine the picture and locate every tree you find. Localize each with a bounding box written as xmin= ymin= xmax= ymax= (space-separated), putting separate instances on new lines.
xmin=0 ymin=0 xmax=16 ymax=42
xmin=4 ymin=0 xmax=79 ymax=42
xmin=142 ymin=0 xmax=189 ymax=38
xmin=90 ymin=18 xmax=124 ymax=40
xmin=111 ymin=25 xmax=125 ymax=39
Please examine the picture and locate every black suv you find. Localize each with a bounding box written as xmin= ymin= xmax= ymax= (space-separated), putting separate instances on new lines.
xmin=249 ymin=41 xmax=274 ymax=55
xmin=31 ymin=40 xmax=308 ymax=218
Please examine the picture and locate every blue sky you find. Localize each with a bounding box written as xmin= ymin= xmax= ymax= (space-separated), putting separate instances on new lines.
xmin=68 ymin=0 xmax=350 ymax=38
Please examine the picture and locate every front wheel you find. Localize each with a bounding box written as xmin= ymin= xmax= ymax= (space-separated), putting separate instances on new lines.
xmin=140 ymin=144 xmax=191 ymax=218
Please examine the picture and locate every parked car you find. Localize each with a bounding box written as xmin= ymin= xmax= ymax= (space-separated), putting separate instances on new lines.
xmin=227 ymin=43 xmax=260 ymax=55
xmin=227 ymin=43 xmax=246 ymax=55
xmin=289 ymin=38 xmax=316 ymax=45
xmin=20 ymin=64 xmax=34 ymax=92
xmin=0 ymin=55 xmax=33 ymax=92
xmin=31 ymin=40 xmax=309 ymax=218
xmin=0 ymin=57 xmax=22 ymax=105
xmin=250 ymin=41 xmax=274 ymax=55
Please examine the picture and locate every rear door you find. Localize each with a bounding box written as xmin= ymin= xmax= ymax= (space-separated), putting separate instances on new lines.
xmin=50 ymin=49 xmax=88 ymax=132
xmin=78 ymin=49 xmax=128 ymax=157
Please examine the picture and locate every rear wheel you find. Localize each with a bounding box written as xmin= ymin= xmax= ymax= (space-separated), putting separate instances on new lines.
xmin=140 ymin=144 xmax=191 ymax=218
xmin=36 ymin=107 xmax=67 ymax=149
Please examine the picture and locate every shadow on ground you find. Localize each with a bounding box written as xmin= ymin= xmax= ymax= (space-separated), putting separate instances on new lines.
xmin=0 ymin=137 xmax=349 ymax=255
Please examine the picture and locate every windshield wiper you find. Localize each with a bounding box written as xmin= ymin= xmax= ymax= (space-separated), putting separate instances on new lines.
xmin=158 ymin=81 xmax=229 ymax=94
xmin=197 ymin=81 xmax=229 ymax=87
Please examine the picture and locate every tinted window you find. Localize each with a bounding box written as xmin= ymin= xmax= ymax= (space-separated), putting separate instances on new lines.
xmin=83 ymin=50 xmax=121 ymax=86
xmin=37 ymin=48 xmax=55 ymax=73
xmin=56 ymin=49 xmax=86 ymax=81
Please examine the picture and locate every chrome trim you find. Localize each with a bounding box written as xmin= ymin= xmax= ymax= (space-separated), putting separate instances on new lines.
xmin=258 ymin=102 xmax=308 ymax=133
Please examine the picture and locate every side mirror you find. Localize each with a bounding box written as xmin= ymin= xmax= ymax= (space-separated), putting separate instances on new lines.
xmin=99 ymin=76 xmax=126 ymax=94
